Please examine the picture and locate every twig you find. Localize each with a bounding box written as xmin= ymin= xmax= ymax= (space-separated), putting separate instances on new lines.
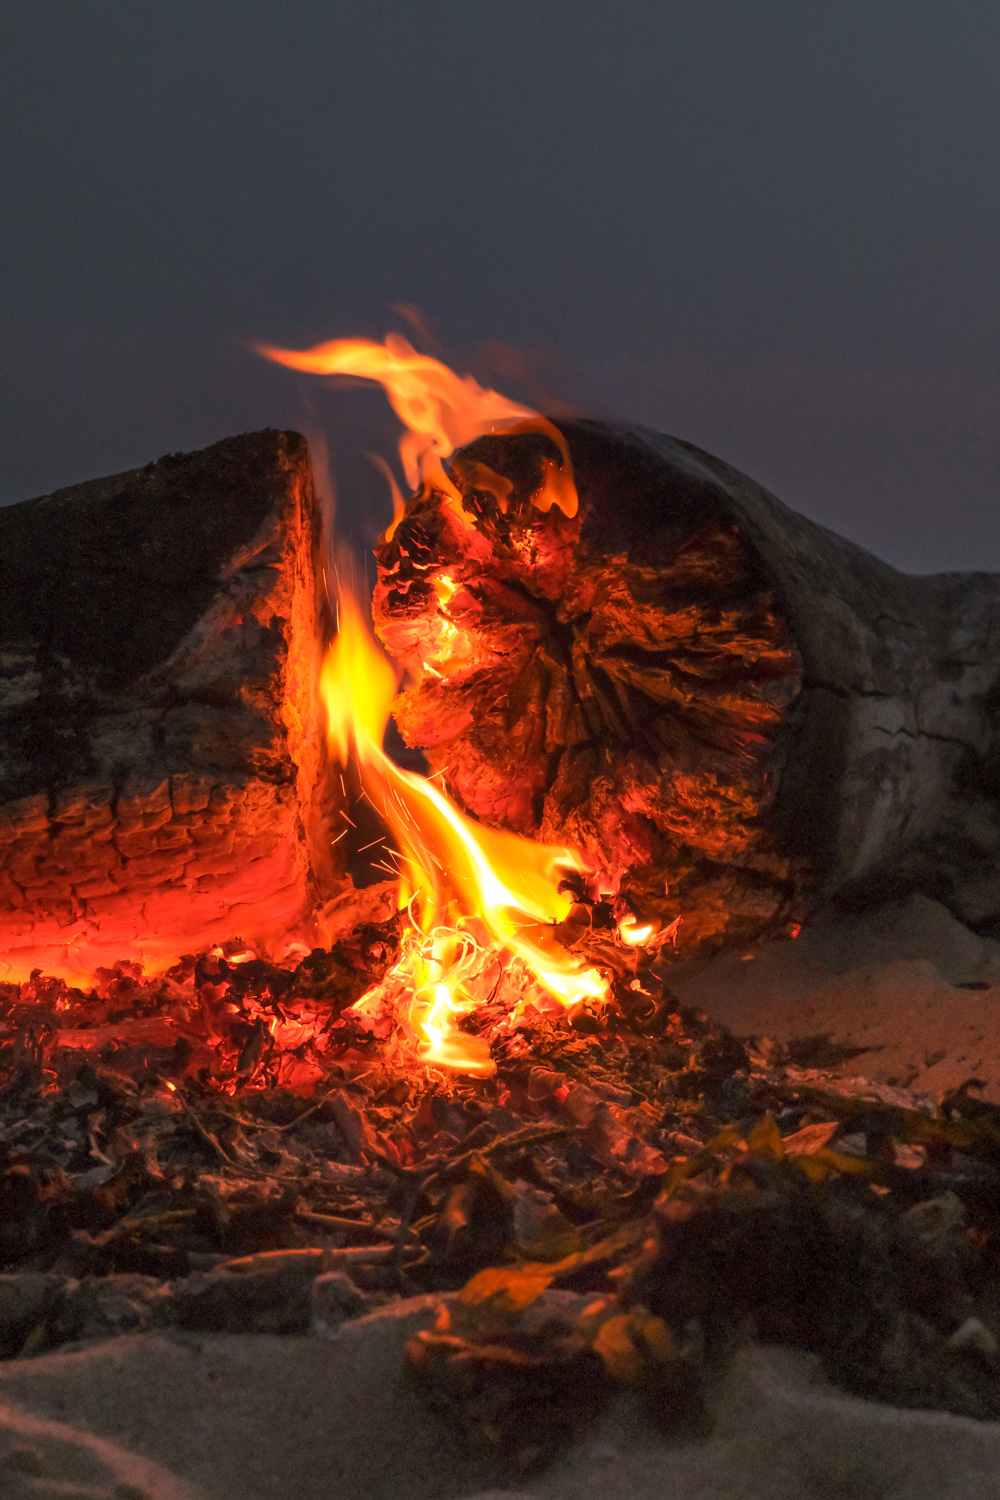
xmin=424 ymin=1122 xmax=573 ymax=1185
xmin=295 ymin=1208 xmax=418 ymax=1244
xmin=390 ymin=1169 xmax=435 ymax=1284
xmin=222 ymin=1244 xmax=424 ymax=1274
xmin=162 ymin=1078 xmax=285 ymax=1180
xmin=275 ymin=1067 xmax=377 ymax=1131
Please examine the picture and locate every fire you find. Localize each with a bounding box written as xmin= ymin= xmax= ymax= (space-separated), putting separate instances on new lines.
xmin=257 ymin=332 xmax=579 ymax=528
xmin=618 ymin=921 xmax=655 ymax=948
xmin=321 ymin=590 xmax=606 ymax=1075
xmin=254 ymin=331 xmax=662 ymax=1073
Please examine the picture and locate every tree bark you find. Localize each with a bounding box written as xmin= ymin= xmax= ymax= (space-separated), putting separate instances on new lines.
xmin=374 ymin=419 xmax=1000 ymax=949
xmin=0 ymin=429 xmax=343 ymax=981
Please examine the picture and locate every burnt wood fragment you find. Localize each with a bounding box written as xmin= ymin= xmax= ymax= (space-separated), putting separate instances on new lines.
xmin=0 ymin=429 xmax=343 ymax=979
xmin=374 ymin=420 xmax=1000 ymax=949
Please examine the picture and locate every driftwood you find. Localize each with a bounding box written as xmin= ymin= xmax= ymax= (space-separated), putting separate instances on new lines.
xmin=374 ymin=419 xmax=1000 ymax=949
xmin=6 ymin=417 xmax=998 ymax=972
xmin=0 ymin=429 xmax=343 ymax=979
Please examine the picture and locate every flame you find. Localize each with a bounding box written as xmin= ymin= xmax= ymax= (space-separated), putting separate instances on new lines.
xmin=321 ymin=591 xmax=606 ymax=1074
xmin=367 ymin=453 xmax=407 ymax=542
xmin=255 ymin=328 xmax=662 ymax=1072
xmin=619 ymin=921 xmax=655 ymax=948
xmin=257 ymin=332 xmax=579 ymax=528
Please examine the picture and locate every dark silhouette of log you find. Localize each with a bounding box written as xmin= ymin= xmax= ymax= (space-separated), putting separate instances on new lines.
xmin=0 ymin=430 xmax=343 ymax=980
xmin=374 ymin=420 xmax=1000 ymax=950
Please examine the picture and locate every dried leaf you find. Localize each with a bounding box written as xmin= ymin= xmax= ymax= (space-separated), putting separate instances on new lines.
xmin=590 ymin=1305 xmax=675 ymax=1383
xmin=457 ymin=1263 xmax=557 ymax=1316
xmin=745 ymin=1114 xmax=783 ymax=1160
xmin=634 ymin=1308 xmax=676 ymax=1364
xmin=793 ymin=1147 xmax=874 ymax=1183
xmin=592 ymin=1313 xmax=645 ymax=1382
xmin=661 ymin=1123 xmax=741 ymax=1194
xmin=512 ymin=1182 xmax=582 ymax=1261
xmin=467 ymin=1151 xmax=516 ymax=1201
xmin=780 ymin=1120 xmax=839 ymax=1156
xmin=459 ymin=1222 xmax=644 ymax=1315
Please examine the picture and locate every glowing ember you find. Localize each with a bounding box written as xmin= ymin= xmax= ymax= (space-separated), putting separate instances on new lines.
xmin=320 ymin=590 xmax=607 ymax=1075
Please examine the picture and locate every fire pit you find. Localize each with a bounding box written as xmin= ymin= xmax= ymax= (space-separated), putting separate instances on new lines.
xmin=2 ymin=336 xmax=1000 ymax=1468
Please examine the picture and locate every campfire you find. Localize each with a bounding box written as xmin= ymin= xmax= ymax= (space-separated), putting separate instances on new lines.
xmin=3 ymin=334 xmax=1000 ymax=1460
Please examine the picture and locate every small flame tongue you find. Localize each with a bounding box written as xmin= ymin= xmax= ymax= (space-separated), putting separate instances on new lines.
xmin=257 ymin=332 xmax=579 ymax=532
xmin=323 ymin=593 xmax=606 ymax=1074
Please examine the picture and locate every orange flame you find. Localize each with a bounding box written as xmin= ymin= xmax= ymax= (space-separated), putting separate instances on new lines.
xmin=257 ymin=329 xmax=639 ymax=1074
xmin=322 ymin=591 xmax=606 ymax=1075
xmin=257 ymin=332 xmax=579 ymax=528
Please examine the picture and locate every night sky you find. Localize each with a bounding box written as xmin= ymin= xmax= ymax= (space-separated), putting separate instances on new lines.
xmin=3 ymin=2 xmax=999 ymax=573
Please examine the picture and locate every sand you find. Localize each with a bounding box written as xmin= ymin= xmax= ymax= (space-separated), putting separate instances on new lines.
xmin=1 ymin=1300 xmax=998 ymax=1500
xmin=668 ymin=893 xmax=1000 ymax=1099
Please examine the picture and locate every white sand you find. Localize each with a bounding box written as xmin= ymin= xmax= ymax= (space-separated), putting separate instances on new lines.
xmin=1 ymin=1303 xmax=999 ymax=1500
xmin=668 ymin=893 xmax=1000 ymax=1097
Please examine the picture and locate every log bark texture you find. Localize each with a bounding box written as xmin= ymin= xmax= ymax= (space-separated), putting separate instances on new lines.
xmin=0 ymin=429 xmax=342 ymax=980
xmin=374 ymin=420 xmax=1000 ymax=949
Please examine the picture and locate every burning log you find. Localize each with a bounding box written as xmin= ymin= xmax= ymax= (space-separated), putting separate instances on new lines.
xmin=0 ymin=429 xmax=343 ymax=982
xmin=374 ymin=418 xmax=1000 ymax=950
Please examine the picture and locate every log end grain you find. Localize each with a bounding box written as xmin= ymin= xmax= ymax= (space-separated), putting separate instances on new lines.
xmin=373 ymin=419 xmax=1000 ymax=949
xmin=374 ymin=422 xmax=806 ymax=950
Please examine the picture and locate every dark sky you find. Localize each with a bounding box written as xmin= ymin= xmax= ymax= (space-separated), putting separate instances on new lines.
xmin=2 ymin=2 xmax=999 ymax=573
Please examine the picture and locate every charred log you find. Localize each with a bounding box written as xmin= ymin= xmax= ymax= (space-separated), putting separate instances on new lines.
xmin=374 ymin=420 xmax=1000 ymax=949
xmin=0 ymin=429 xmax=343 ymax=979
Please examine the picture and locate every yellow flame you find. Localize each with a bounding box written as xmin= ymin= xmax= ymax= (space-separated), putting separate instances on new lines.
xmin=258 ymin=332 xmax=578 ymax=526
xmin=322 ymin=592 xmax=606 ymax=1073
xmin=619 ymin=921 xmax=655 ymax=948
xmin=258 ymin=330 xmax=602 ymax=1073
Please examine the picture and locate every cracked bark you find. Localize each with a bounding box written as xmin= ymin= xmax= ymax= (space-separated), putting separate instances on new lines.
xmin=0 ymin=430 xmax=344 ymax=979
xmin=374 ymin=419 xmax=1000 ymax=947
